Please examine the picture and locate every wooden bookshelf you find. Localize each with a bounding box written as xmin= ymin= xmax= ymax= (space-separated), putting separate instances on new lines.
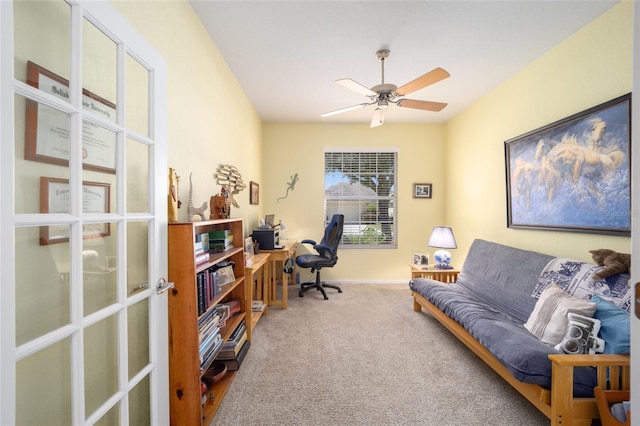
xmin=168 ymin=218 xmax=247 ymax=425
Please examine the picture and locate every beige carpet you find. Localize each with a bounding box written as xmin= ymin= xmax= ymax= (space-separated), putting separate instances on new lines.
xmin=211 ymin=284 xmax=549 ymax=425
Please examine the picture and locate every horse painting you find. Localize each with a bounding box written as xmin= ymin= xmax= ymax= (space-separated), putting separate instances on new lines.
xmin=505 ymin=94 xmax=630 ymax=235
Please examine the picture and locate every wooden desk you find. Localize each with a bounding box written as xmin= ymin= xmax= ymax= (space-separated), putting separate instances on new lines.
xmin=410 ymin=264 xmax=459 ymax=283
xmin=245 ymin=253 xmax=270 ymax=340
xmin=261 ymin=240 xmax=298 ymax=309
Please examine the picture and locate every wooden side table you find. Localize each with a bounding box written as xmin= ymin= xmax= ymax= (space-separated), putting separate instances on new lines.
xmin=260 ymin=240 xmax=298 ymax=309
xmin=245 ymin=253 xmax=270 ymax=341
xmin=410 ymin=264 xmax=459 ymax=283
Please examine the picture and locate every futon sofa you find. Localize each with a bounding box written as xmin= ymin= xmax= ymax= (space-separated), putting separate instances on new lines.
xmin=410 ymin=239 xmax=630 ymax=425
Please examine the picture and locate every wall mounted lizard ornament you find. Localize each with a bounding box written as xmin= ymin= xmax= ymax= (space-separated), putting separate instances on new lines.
xmin=277 ymin=173 xmax=299 ymax=202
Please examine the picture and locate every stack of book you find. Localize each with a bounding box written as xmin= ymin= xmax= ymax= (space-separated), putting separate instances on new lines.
xmin=218 ymin=340 xmax=250 ymax=372
xmin=217 ymin=320 xmax=247 ymax=361
xmin=194 ymin=240 xmax=210 ymax=266
xmin=198 ymin=305 xmax=225 ymax=372
xmin=209 ymin=230 xmax=233 ymax=251
xmin=252 ymin=300 xmax=266 ymax=313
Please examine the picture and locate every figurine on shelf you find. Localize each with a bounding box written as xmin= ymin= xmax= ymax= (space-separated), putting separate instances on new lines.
xmin=187 ymin=173 xmax=208 ymax=222
xmin=210 ymin=194 xmax=226 ymax=219
xmin=168 ymin=168 xmax=181 ymax=223
xmin=210 ymin=186 xmax=231 ymax=219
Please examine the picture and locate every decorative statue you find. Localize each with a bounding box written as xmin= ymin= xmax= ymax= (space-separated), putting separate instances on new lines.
xmin=213 ymin=164 xmax=246 ymax=207
xmin=277 ymin=172 xmax=299 ymax=202
xmin=187 ymin=173 xmax=208 ymax=221
xmin=210 ymin=194 xmax=227 ymax=219
xmin=168 ymin=168 xmax=180 ymax=223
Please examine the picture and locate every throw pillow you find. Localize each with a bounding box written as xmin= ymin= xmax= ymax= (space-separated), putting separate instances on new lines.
xmin=554 ymin=313 xmax=604 ymax=354
xmin=533 ymin=257 xmax=631 ymax=312
xmin=524 ymin=283 xmax=597 ymax=346
xmin=592 ymin=295 xmax=630 ymax=354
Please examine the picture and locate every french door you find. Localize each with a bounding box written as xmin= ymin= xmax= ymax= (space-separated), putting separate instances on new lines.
xmin=0 ymin=1 xmax=169 ymax=425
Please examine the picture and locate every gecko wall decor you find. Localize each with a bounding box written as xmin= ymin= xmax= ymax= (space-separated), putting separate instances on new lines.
xmin=277 ymin=172 xmax=299 ymax=202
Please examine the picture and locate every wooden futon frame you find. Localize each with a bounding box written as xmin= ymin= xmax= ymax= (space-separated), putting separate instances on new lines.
xmin=412 ymin=291 xmax=630 ymax=425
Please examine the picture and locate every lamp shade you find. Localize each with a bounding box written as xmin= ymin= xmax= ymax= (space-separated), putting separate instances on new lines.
xmin=427 ymin=226 xmax=457 ymax=249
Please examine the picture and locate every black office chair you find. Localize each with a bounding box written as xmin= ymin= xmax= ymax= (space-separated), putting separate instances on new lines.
xmin=296 ymin=214 xmax=344 ymax=300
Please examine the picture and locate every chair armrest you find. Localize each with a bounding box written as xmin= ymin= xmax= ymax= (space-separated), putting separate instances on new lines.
xmin=300 ymin=239 xmax=317 ymax=245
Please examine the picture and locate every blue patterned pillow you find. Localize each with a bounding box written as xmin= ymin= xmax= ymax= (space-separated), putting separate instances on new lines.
xmin=592 ymin=295 xmax=630 ymax=354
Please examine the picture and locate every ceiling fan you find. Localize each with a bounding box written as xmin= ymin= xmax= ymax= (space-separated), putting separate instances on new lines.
xmin=321 ymin=49 xmax=450 ymax=127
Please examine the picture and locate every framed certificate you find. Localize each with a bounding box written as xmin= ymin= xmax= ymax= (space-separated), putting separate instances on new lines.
xmin=25 ymin=61 xmax=117 ymax=174
xmin=40 ymin=177 xmax=111 ymax=245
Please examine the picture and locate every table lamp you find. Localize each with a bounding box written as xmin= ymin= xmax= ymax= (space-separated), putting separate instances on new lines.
xmin=428 ymin=226 xmax=457 ymax=270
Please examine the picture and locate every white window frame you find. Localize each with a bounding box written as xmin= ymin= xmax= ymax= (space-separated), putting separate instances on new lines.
xmin=324 ymin=147 xmax=398 ymax=249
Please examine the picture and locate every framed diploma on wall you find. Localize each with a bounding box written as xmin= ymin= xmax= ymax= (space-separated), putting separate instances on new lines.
xmin=25 ymin=61 xmax=118 ymax=174
xmin=39 ymin=176 xmax=111 ymax=245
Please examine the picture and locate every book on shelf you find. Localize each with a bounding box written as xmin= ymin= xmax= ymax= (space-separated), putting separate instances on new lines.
xmin=199 ymin=327 xmax=221 ymax=356
xmin=195 ymin=251 xmax=210 ymax=265
xmin=218 ymin=340 xmax=250 ymax=372
xmin=199 ymin=316 xmax=220 ymax=345
xmin=225 ymin=320 xmax=246 ymax=345
xmin=200 ymin=333 xmax=223 ymax=369
xmin=196 ymin=232 xmax=209 ymax=251
xmin=252 ymin=300 xmax=266 ymax=312
xmin=217 ymin=329 xmax=247 ymax=360
xmin=222 ymin=299 xmax=241 ymax=317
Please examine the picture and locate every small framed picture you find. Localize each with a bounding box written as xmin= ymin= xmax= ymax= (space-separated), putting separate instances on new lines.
xmin=250 ymin=181 xmax=259 ymax=205
xmin=412 ymin=252 xmax=430 ymax=267
xmin=413 ymin=183 xmax=432 ymax=199
xmin=244 ymin=237 xmax=254 ymax=258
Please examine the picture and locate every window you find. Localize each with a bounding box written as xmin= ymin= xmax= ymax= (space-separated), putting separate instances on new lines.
xmin=324 ymin=149 xmax=397 ymax=248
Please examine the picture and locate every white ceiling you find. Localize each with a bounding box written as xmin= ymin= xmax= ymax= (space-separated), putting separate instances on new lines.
xmin=189 ymin=1 xmax=618 ymax=125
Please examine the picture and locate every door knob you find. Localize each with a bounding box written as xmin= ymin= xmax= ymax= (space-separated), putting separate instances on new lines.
xmin=156 ymin=278 xmax=175 ymax=295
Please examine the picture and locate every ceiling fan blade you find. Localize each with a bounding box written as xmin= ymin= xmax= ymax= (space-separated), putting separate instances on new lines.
xmin=336 ymin=78 xmax=377 ymax=97
xmin=370 ymin=108 xmax=385 ymax=128
xmin=320 ymin=103 xmax=371 ymax=117
xmin=397 ymin=99 xmax=448 ymax=112
xmin=395 ymin=67 xmax=450 ymax=96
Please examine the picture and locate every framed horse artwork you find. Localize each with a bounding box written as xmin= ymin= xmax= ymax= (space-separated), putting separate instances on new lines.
xmin=504 ymin=93 xmax=631 ymax=236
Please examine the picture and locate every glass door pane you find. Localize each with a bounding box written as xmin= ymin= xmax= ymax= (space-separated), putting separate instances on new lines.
xmin=14 ymin=0 xmax=70 ymax=88
xmin=126 ymin=54 xmax=150 ymax=137
xmin=84 ymin=314 xmax=119 ymax=418
xmin=15 ymin=226 xmax=70 ymax=346
xmin=127 ymin=221 xmax=149 ymax=297
xmin=14 ymin=94 xmax=71 ymax=214
xmin=16 ymin=338 xmax=72 ymax=425
xmin=83 ymin=18 xmax=117 ymax=121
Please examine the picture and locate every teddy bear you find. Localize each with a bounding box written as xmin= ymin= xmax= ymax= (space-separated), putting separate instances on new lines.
xmin=589 ymin=249 xmax=631 ymax=280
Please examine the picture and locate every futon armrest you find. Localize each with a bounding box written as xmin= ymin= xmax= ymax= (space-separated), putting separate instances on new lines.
xmin=548 ymin=353 xmax=630 ymax=367
xmin=549 ymin=353 xmax=630 ymax=393
xmin=300 ymin=239 xmax=317 ymax=245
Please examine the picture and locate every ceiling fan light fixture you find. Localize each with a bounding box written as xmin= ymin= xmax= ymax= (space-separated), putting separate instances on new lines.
xmin=322 ymin=49 xmax=450 ymax=127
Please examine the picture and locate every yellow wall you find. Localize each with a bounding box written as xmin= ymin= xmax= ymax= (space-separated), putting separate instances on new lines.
xmin=262 ymin=123 xmax=446 ymax=282
xmin=446 ymin=1 xmax=632 ymax=263
xmin=111 ymin=0 xmax=264 ymax=233
xmin=112 ymin=0 xmax=631 ymax=282
xmin=263 ymin=1 xmax=632 ymax=282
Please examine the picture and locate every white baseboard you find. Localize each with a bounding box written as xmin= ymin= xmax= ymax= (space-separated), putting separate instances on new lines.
xmin=315 ymin=279 xmax=409 ymax=285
